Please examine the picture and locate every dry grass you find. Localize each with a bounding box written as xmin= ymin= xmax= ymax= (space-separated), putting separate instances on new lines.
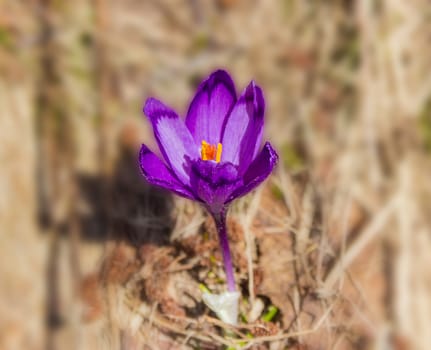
xmin=1 ymin=0 xmax=431 ymax=349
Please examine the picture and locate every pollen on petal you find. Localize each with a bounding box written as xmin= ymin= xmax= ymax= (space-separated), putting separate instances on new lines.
xmin=201 ymin=140 xmax=222 ymax=163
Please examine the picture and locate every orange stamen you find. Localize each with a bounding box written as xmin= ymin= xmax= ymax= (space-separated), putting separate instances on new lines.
xmin=201 ymin=140 xmax=222 ymax=163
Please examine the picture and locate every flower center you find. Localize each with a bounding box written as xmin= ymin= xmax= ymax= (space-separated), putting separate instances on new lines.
xmin=201 ymin=140 xmax=222 ymax=163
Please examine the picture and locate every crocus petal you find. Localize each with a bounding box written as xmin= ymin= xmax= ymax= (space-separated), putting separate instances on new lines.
xmin=221 ymin=81 xmax=265 ymax=174
xmin=227 ymin=142 xmax=278 ymax=203
xmin=185 ymin=70 xmax=236 ymax=145
xmin=190 ymin=160 xmax=242 ymax=213
xmin=139 ymin=144 xmax=197 ymax=200
xmin=192 ymin=159 xmax=239 ymax=185
xmin=144 ymin=98 xmax=199 ymax=185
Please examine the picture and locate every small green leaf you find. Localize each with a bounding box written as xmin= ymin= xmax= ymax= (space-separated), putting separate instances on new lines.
xmin=262 ymin=305 xmax=278 ymax=322
xmin=199 ymin=283 xmax=211 ymax=294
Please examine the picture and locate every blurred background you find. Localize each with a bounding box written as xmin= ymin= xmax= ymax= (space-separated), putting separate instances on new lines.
xmin=1 ymin=0 xmax=431 ymax=349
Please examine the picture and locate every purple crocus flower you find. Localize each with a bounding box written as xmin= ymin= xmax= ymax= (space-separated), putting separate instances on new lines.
xmin=139 ymin=70 xmax=278 ymax=293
